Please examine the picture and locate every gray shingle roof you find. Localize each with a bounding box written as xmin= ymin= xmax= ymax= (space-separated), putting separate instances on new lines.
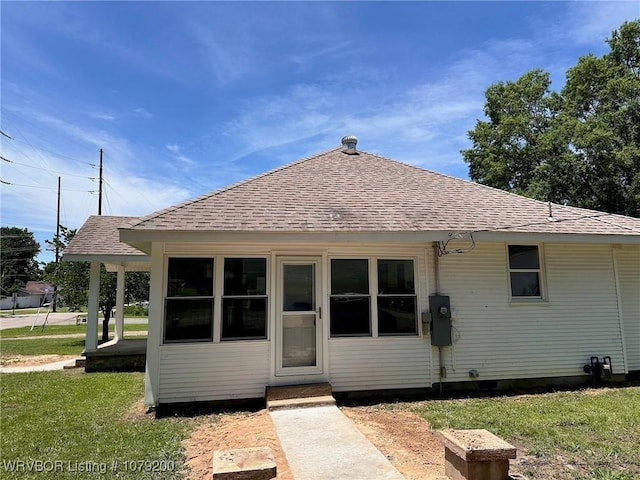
xmin=64 ymin=215 xmax=144 ymax=257
xmin=127 ymin=147 xmax=640 ymax=237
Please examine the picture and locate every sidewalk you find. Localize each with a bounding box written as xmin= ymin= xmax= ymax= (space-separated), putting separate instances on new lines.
xmin=270 ymin=404 xmax=405 ymax=480
xmin=0 ymin=358 xmax=76 ymax=374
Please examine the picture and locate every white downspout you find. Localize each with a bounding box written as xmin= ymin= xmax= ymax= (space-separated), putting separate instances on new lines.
xmin=612 ymin=246 xmax=629 ymax=374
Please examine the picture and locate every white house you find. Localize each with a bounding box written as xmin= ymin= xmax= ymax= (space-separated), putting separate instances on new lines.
xmin=65 ymin=137 xmax=640 ymax=407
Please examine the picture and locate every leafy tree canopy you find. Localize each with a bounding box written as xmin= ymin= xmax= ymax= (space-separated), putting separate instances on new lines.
xmin=1 ymin=226 xmax=41 ymax=295
xmin=462 ymin=19 xmax=640 ymax=217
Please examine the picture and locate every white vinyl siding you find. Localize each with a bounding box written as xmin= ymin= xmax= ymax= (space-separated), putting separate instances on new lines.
xmin=329 ymin=337 xmax=431 ymax=391
xmin=158 ymin=342 xmax=270 ymax=403
xmin=435 ymin=242 xmax=625 ymax=383
xmin=146 ymin=239 xmax=635 ymax=404
xmin=616 ymin=246 xmax=640 ymax=372
xmin=151 ymin=242 xmax=432 ymax=402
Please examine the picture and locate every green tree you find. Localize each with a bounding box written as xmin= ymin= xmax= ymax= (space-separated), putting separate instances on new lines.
xmin=462 ymin=20 xmax=640 ymax=217
xmin=463 ymin=69 xmax=565 ymax=194
xmin=0 ymin=227 xmax=41 ymax=295
xmin=44 ymin=226 xmax=89 ymax=310
xmin=560 ymin=20 xmax=640 ymax=215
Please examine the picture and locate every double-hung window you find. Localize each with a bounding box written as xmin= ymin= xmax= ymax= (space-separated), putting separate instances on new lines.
xmin=330 ymin=258 xmax=418 ymax=337
xmin=164 ymin=258 xmax=214 ymax=343
xmin=377 ymin=259 xmax=418 ymax=335
xmin=508 ymin=245 xmax=543 ymax=299
xmin=330 ymin=259 xmax=371 ymax=336
xmin=222 ymin=258 xmax=268 ymax=340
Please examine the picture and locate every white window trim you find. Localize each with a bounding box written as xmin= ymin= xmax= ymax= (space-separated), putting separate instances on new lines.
xmin=329 ymin=255 xmax=420 ymax=338
xmin=329 ymin=257 xmax=372 ymax=337
xmin=162 ymin=255 xmax=270 ymax=345
xmin=220 ymin=256 xmax=269 ymax=342
xmin=163 ymin=256 xmax=215 ymax=344
xmin=506 ymin=244 xmax=549 ymax=305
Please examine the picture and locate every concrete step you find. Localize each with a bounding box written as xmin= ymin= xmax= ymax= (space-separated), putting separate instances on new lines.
xmin=63 ymin=358 xmax=85 ymax=369
xmin=266 ymin=383 xmax=335 ymax=410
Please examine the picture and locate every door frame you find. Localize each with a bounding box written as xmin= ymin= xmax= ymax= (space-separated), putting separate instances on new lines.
xmin=274 ymin=256 xmax=324 ymax=377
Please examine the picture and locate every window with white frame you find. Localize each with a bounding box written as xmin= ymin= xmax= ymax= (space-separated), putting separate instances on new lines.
xmin=508 ymin=245 xmax=542 ymax=298
xmin=377 ymin=259 xmax=418 ymax=335
xmin=330 ymin=259 xmax=371 ymax=336
xmin=330 ymin=258 xmax=418 ymax=337
xmin=164 ymin=258 xmax=214 ymax=343
xmin=221 ymin=258 xmax=268 ymax=340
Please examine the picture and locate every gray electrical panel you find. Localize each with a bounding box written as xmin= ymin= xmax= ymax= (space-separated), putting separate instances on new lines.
xmin=429 ymin=295 xmax=452 ymax=346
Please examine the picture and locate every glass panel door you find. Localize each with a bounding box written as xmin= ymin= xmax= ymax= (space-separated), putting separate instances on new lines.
xmin=282 ymin=263 xmax=316 ymax=368
xmin=278 ymin=259 xmax=321 ymax=373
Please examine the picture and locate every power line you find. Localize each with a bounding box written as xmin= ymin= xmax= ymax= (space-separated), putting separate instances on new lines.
xmin=8 ymin=137 xmax=96 ymax=166
xmin=0 ymin=178 xmax=92 ymax=192
xmin=1 ymin=155 xmax=94 ymax=179
xmin=1 ymin=110 xmax=96 ymax=166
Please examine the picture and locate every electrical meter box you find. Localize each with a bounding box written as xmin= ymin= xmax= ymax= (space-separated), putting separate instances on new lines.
xmin=429 ymin=295 xmax=452 ymax=346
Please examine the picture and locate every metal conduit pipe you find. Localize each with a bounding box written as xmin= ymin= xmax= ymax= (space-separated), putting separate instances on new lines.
xmin=433 ymin=242 xmax=444 ymax=396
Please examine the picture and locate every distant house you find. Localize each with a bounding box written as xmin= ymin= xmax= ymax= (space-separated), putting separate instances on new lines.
xmin=22 ymin=281 xmax=55 ymax=304
xmin=0 ymin=281 xmax=54 ymax=310
xmin=65 ymin=137 xmax=640 ymax=407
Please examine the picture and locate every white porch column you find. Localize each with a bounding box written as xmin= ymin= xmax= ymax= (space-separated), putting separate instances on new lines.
xmin=86 ymin=261 xmax=100 ymax=352
xmin=115 ymin=265 xmax=125 ymax=342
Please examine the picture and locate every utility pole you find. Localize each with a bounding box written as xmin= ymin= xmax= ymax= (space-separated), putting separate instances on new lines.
xmin=53 ymin=176 xmax=61 ymax=312
xmin=98 ymin=148 xmax=103 ymax=215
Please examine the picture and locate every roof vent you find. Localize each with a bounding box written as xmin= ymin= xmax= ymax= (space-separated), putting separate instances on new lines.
xmin=341 ymin=135 xmax=358 ymax=155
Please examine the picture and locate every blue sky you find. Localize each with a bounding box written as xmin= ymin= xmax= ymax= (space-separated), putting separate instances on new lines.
xmin=1 ymin=1 xmax=638 ymax=264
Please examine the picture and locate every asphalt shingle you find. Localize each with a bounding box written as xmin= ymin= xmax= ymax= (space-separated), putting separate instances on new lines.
xmin=126 ymin=147 xmax=640 ymax=237
xmin=64 ymin=215 xmax=143 ymax=256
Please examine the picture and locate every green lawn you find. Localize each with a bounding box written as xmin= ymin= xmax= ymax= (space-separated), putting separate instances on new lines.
xmin=0 ymin=337 xmax=87 ymax=356
xmin=0 ymin=323 xmax=147 ymax=339
xmin=412 ymin=387 xmax=640 ymax=479
xmin=1 ymin=324 xmax=148 ymax=359
xmin=0 ymin=371 xmax=192 ymax=479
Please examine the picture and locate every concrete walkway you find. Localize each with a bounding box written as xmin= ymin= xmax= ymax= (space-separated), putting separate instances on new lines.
xmin=270 ymin=404 xmax=404 ymax=480
xmin=0 ymin=359 xmax=77 ymax=373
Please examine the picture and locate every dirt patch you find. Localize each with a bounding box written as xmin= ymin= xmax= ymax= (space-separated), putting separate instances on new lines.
xmin=342 ymin=406 xmax=447 ymax=480
xmin=182 ymin=410 xmax=292 ymax=480
xmin=125 ymin=398 xmax=152 ymax=423
xmin=0 ymin=354 xmax=78 ymax=367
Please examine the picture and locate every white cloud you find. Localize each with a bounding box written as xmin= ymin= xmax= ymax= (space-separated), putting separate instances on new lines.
xmin=175 ymin=155 xmax=194 ymax=166
xmin=563 ymin=2 xmax=639 ymax=47
xmin=164 ymin=144 xmax=195 ymax=166
xmin=133 ymin=107 xmax=153 ymax=119
xmin=90 ymin=112 xmax=116 ymax=121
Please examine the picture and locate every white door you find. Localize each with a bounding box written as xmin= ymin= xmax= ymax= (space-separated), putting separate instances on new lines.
xmin=276 ymin=257 xmax=322 ymax=376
